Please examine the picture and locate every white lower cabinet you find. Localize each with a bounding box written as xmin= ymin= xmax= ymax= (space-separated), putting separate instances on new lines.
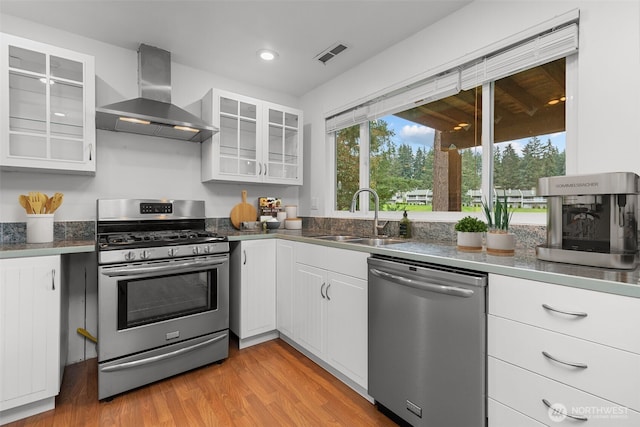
xmin=0 ymin=255 xmax=61 ymax=425
xmin=290 ymin=243 xmax=369 ymax=389
xmin=488 ymin=273 xmax=640 ymax=426
xmin=230 ymin=240 xmax=277 ymax=349
xmin=275 ymin=239 xmax=295 ymax=338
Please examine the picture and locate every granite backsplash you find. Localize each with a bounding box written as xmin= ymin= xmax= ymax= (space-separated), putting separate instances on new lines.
xmin=0 ymin=217 xmax=546 ymax=249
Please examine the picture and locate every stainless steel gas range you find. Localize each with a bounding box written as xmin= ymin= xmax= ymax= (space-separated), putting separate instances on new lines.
xmin=96 ymin=199 xmax=229 ymax=400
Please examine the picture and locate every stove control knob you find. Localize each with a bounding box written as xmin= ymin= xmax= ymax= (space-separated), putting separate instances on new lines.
xmin=124 ymin=251 xmax=136 ymax=261
xmin=203 ymin=245 xmax=210 ymax=254
xmin=192 ymin=246 xmax=201 ymax=255
xmin=140 ymin=250 xmax=150 ymax=260
xmin=168 ymin=248 xmax=178 ymax=257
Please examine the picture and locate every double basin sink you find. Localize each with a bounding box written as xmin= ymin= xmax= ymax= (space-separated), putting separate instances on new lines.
xmin=312 ymin=235 xmax=406 ymax=247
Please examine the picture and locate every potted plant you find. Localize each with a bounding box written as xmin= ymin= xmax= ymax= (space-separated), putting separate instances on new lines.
xmin=482 ymin=194 xmax=515 ymax=256
xmin=454 ymin=216 xmax=487 ymax=252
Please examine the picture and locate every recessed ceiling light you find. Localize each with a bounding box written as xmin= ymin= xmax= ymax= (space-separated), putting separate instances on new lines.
xmin=257 ymin=49 xmax=279 ymax=61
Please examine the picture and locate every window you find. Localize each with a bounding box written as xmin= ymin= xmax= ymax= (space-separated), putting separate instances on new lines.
xmin=330 ymin=23 xmax=576 ymax=219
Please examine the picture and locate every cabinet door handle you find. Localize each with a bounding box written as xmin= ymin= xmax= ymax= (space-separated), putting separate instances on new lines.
xmin=51 ymin=269 xmax=56 ymax=290
xmin=326 ymin=283 xmax=331 ymax=300
xmin=243 ymin=250 xmax=247 ymax=265
xmin=542 ymin=398 xmax=588 ymax=422
xmin=542 ymin=303 xmax=588 ymax=318
xmin=320 ymin=282 xmax=326 ymax=299
xmin=89 ymin=143 xmax=93 ymax=161
xmin=263 ymin=163 xmax=267 ymax=176
xmin=258 ymin=163 xmax=262 ymax=176
xmin=542 ymin=351 xmax=588 ymax=369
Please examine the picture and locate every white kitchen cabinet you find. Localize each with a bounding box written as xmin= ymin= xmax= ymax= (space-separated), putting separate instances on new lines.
xmin=325 ymin=271 xmax=367 ymax=387
xmin=0 ymin=33 xmax=96 ymax=174
xmin=229 ymin=240 xmax=277 ymax=349
xmin=201 ymin=88 xmax=302 ymax=185
xmin=0 ymin=255 xmax=62 ymax=425
xmin=294 ymin=263 xmax=327 ymax=356
xmin=292 ymin=243 xmax=369 ymax=388
xmin=487 ymin=274 xmax=640 ymax=426
xmin=276 ymin=239 xmax=295 ymax=338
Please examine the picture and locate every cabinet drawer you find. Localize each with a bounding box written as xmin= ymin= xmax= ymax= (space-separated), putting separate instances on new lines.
xmin=296 ymin=243 xmax=369 ymax=279
xmin=488 ymin=398 xmax=545 ymax=427
xmin=326 ymin=247 xmax=369 ymax=279
xmin=489 ymin=315 xmax=640 ymax=411
xmin=488 ymin=274 xmax=640 ymax=353
xmin=296 ymin=242 xmax=327 ymax=268
xmin=489 ymin=357 xmax=640 ymax=426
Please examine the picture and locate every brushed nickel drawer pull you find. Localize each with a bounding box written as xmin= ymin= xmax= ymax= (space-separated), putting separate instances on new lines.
xmin=542 ymin=398 xmax=588 ymax=422
xmin=542 ymin=303 xmax=588 ymax=318
xmin=320 ymin=282 xmax=326 ymax=299
xmin=542 ymin=351 xmax=588 ymax=369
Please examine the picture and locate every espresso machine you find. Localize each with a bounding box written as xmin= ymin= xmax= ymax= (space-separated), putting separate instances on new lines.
xmin=536 ymin=172 xmax=640 ymax=269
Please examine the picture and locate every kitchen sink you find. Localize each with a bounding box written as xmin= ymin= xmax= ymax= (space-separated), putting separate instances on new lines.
xmin=348 ymin=237 xmax=406 ymax=246
xmin=313 ymin=235 xmax=361 ymax=241
xmin=312 ymin=235 xmax=407 ymax=246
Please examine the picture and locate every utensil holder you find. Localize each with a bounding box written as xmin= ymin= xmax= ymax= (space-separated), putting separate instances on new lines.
xmin=26 ymin=214 xmax=54 ymax=243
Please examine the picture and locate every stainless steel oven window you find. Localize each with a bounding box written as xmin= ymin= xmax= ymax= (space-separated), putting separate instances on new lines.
xmin=117 ymin=269 xmax=218 ymax=329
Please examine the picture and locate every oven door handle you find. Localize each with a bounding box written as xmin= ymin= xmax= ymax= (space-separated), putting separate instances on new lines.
xmin=100 ymin=333 xmax=228 ymax=373
xmin=102 ymin=257 xmax=228 ymax=277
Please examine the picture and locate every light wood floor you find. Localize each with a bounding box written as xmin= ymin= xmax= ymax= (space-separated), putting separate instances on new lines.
xmin=6 ymin=336 xmax=397 ymax=426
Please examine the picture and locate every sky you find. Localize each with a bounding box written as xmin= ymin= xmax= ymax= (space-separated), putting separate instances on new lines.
xmin=382 ymin=114 xmax=566 ymax=156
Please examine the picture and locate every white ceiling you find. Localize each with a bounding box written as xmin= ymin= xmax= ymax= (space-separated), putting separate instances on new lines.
xmin=0 ymin=0 xmax=472 ymax=97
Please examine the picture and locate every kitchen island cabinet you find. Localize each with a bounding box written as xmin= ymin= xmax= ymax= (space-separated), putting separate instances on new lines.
xmin=0 ymin=33 xmax=96 ymax=174
xmin=229 ymin=240 xmax=277 ymax=349
xmin=487 ymin=274 xmax=640 ymax=426
xmin=0 ymin=255 xmax=63 ymax=425
xmin=201 ymin=89 xmax=302 ymax=185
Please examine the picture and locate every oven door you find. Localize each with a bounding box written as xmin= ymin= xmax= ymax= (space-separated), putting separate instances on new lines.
xmin=98 ymin=254 xmax=229 ymax=362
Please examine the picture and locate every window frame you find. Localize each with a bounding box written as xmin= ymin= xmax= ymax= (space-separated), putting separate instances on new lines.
xmin=328 ymin=26 xmax=578 ymax=226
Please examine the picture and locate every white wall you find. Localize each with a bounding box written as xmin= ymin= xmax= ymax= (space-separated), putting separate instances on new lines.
xmin=300 ymin=0 xmax=640 ymax=217
xmin=0 ymin=14 xmax=301 ymax=222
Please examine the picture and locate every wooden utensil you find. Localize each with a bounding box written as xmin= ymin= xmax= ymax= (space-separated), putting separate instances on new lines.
xmin=19 ymin=194 xmax=33 ymax=214
xmin=229 ymin=190 xmax=257 ymax=229
xmin=49 ymin=192 xmax=64 ymax=213
xmin=28 ymin=192 xmax=43 ymax=215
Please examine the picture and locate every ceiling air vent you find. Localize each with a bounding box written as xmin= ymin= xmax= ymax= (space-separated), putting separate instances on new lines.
xmin=316 ymin=43 xmax=348 ymax=65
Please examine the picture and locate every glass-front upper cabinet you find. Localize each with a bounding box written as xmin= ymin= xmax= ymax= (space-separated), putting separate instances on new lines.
xmin=265 ymin=104 xmax=301 ymax=184
xmin=201 ymin=88 xmax=303 ymax=185
xmin=0 ymin=33 xmax=96 ymax=174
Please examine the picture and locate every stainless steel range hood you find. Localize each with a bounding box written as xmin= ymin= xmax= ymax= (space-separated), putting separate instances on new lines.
xmin=96 ymin=44 xmax=217 ymax=142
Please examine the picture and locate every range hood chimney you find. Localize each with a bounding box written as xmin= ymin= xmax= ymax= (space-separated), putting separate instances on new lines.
xmin=96 ymin=44 xmax=217 ymax=142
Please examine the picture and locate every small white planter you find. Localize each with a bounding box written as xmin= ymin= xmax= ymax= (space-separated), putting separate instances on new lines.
xmin=456 ymin=231 xmax=484 ymax=252
xmin=486 ymin=231 xmax=515 ymax=256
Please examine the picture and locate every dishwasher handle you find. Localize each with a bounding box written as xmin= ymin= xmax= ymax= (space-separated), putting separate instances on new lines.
xmin=370 ymin=268 xmax=475 ymax=298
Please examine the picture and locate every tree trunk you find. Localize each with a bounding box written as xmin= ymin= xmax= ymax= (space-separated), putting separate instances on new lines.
xmin=432 ymin=131 xmax=449 ymax=211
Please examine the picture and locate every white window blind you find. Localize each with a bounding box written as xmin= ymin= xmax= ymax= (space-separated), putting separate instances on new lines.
xmin=325 ymin=106 xmax=369 ymax=133
xmin=461 ymin=23 xmax=578 ymax=90
xmin=325 ymin=71 xmax=460 ymax=134
xmin=326 ymin=20 xmax=578 ymax=133
xmin=367 ymin=70 xmax=461 ymax=119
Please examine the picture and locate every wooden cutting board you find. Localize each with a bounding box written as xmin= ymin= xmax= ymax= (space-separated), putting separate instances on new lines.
xmin=230 ymin=190 xmax=257 ymax=229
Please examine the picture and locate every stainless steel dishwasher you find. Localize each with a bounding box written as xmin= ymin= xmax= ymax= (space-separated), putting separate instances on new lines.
xmin=368 ymin=255 xmax=487 ymax=427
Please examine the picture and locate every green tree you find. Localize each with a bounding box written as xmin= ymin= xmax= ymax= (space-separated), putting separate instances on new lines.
xmin=521 ymin=136 xmax=544 ymax=189
xmin=369 ymin=120 xmax=397 ymax=206
xmin=498 ymin=143 xmax=521 ymax=189
xmin=335 ymin=125 xmax=361 ymax=210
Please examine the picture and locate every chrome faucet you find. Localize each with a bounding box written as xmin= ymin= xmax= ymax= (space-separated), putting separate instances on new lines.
xmin=350 ymin=188 xmax=384 ymax=236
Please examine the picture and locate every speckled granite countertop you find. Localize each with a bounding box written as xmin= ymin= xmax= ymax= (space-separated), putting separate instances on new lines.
xmin=0 ymin=240 xmax=95 ymax=259
xmin=3 ymin=231 xmax=639 ymax=298
xmin=228 ymin=231 xmax=640 ymax=298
